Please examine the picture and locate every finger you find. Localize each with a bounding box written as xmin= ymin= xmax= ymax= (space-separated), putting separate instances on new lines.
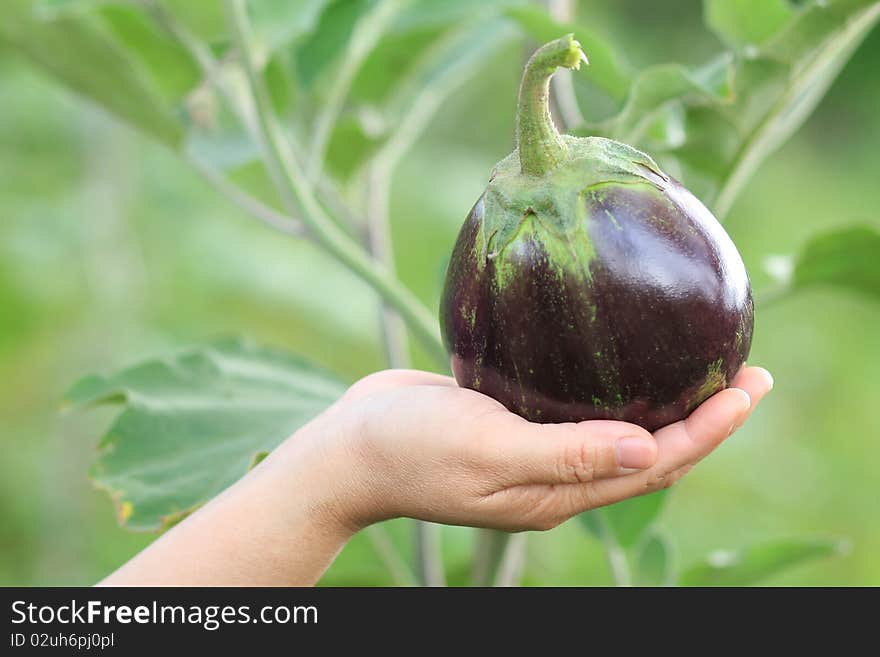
xmin=343 ymin=369 xmax=455 ymax=401
xmin=655 ymin=387 xmax=751 ymax=470
xmin=731 ymin=364 xmax=773 ymax=406
xmin=481 ymin=416 xmax=658 ymax=486
xmin=487 ymin=368 xmax=773 ymax=521
xmin=577 ymin=387 xmax=751 ymax=508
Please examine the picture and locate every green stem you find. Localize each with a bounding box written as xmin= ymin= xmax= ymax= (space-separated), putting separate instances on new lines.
xmin=307 ymin=0 xmax=404 ymax=179
xmin=226 ymin=0 xmax=446 ymax=367
xmin=187 ymin=153 xmax=306 ymax=237
xmin=364 ymin=162 xmax=446 ymax=588
xmin=364 ymin=525 xmax=418 ymax=586
xmin=516 ymin=33 xmax=587 ymax=176
xmin=471 ymin=529 xmax=512 ymax=586
xmin=711 ymin=1 xmax=880 ymax=220
xmin=494 ymin=533 xmax=527 ymax=586
xmin=146 ymin=0 xmax=247 ymax=121
xmin=597 ymin=513 xmax=632 ymax=587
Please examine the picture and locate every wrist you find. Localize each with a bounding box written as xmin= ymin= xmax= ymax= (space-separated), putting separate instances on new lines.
xmin=262 ymin=409 xmax=371 ymax=538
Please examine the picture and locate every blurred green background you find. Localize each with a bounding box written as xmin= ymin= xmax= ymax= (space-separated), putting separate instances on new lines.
xmin=1 ymin=0 xmax=878 ymax=586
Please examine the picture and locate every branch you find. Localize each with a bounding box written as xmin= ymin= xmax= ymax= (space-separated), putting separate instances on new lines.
xmin=225 ymin=0 xmax=446 ymax=366
xmin=307 ymin=0 xmax=405 ymax=179
xmin=364 ymin=162 xmax=446 ymax=587
xmin=187 ymin=154 xmax=307 ymax=237
xmin=471 ymin=530 xmax=511 ymax=586
xmin=364 ymin=525 xmax=418 ymax=586
xmin=494 ymin=533 xmax=528 ymax=586
xmin=144 ymin=0 xmax=248 ymax=121
xmin=364 ymin=163 xmax=411 ymax=369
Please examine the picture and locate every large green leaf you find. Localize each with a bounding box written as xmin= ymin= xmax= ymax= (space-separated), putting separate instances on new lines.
xmin=680 ymin=538 xmax=848 ymax=586
xmin=2 ymin=0 xmax=183 ymax=146
xmin=65 ymin=340 xmax=347 ymax=531
xmin=765 ymin=224 xmax=880 ymax=301
xmin=793 ymin=225 xmax=880 ymax=297
xmin=578 ymin=490 xmax=669 ymax=549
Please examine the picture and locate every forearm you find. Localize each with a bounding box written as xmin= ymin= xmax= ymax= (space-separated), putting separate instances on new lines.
xmin=99 ymin=417 xmax=359 ymax=586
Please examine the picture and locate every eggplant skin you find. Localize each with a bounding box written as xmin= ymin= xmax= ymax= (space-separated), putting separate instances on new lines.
xmin=440 ymin=175 xmax=754 ymax=432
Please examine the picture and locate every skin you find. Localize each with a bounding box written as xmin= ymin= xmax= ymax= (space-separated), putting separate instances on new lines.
xmin=100 ymin=365 xmax=773 ymax=586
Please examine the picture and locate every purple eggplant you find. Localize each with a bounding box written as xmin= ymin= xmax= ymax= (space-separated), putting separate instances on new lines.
xmin=440 ymin=35 xmax=753 ymax=431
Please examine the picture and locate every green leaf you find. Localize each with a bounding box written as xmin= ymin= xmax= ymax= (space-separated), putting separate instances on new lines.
xmin=712 ymin=0 xmax=880 ymax=216
xmin=773 ymin=225 xmax=880 ymax=299
xmin=680 ymin=538 xmax=848 ymax=586
xmin=98 ymin=4 xmax=201 ymax=104
xmin=636 ymin=532 xmax=676 ymax=586
xmin=36 ymin=0 xmax=115 ymax=15
xmin=1 ymin=0 xmax=183 ymax=146
xmin=504 ymin=5 xmax=632 ymax=102
xmin=326 ymin=17 xmax=516 ymax=179
xmin=251 ymin=0 xmax=331 ymax=52
xmin=705 ymin=0 xmax=794 ymax=49
xmin=65 ymin=339 xmax=347 ymax=531
xmin=578 ymin=489 xmax=669 ymax=549
xmin=294 ymin=0 xmax=374 ymax=88
xmin=595 ymin=0 xmax=880 ymax=217
xmin=393 ymin=0 xmax=522 ymax=29
xmin=600 ymin=62 xmax=732 ymax=147
xmin=159 ymin=0 xmax=228 ymax=45
xmin=349 ymin=0 xmax=520 ymax=106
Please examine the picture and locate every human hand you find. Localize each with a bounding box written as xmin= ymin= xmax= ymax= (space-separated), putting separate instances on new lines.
xmin=301 ymin=366 xmax=773 ymax=533
xmin=101 ymin=366 xmax=772 ymax=586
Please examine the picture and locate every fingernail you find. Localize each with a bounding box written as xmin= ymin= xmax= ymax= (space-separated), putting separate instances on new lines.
xmin=616 ymin=437 xmax=655 ymax=469
xmin=728 ymin=388 xmax=753 ymax=435
xmin=731 ymin=387 xmax=752 ymax=409
xmin=759 ymin=368 xmax=774 ymax=391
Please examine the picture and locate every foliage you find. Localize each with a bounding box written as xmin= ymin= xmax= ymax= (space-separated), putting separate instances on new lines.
xmin=2 ymin=0 xmax=879 ymax=586
xmin=63 ymin=339 xmax=346 ymax=531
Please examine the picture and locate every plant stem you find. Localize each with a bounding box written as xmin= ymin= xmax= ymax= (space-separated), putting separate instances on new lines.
xmin=711 ymin=1 xmax=880 ymax=219
xmin=597 ymin=513 xmax=632 ymax=586
xmin=187 ymin=153 xmax=306 ymax=237
xmin=364 ymin=161 xmax=447 ymax=587
xmin=145 ymin=0 xmax=248 ymax=121
xmin=471 ymin=529 xmax=509 ymax=586
xmin=364 ymin=162 xmax=411 ymax=370
xmin=516 ymin=33 xmax=587 ymax=176
xmin=307 ymin=0 xmax=404 ymax=180
xmin=494 ymin=533 xmax=527 ymax=586
xmin=226 ymin=0 xmax=446 ymax=367
xmin=364 ymin=525 xmax=418 ymax=586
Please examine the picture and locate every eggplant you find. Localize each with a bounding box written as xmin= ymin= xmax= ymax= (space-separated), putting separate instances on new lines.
xmin=440 ymin=35 xmax=753 ymax=431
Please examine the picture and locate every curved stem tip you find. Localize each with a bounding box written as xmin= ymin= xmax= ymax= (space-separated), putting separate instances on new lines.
xmin=516 ymin=34 xmax=588 ymax=177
